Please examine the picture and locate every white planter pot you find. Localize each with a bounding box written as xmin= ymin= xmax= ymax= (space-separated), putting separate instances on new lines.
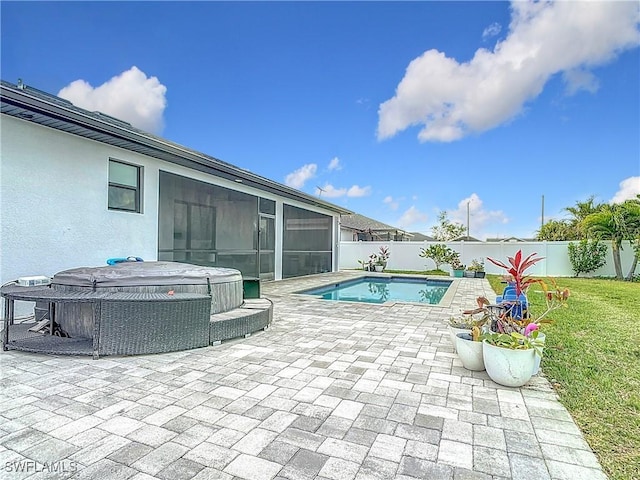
xmin=455 ymin=333 xmax=485 ymax=371
xmin=482 ymin=340 xmax=536 ymax=387
xmin=374 ymin=265 xmax=384 ymax=272
xmin=448 ymin=326 xmax=470 ymax=352
xmin=532 ymin=332 xmax=546 ymax=375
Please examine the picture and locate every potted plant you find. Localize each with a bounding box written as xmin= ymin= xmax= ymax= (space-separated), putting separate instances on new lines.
xmin=455 ymin=314 xmax=488 ymax=371
xmin=447 ymin=315 xmax=473 ymax=353
xmin=486 ymin=251 xmax=569 ymax=336
xmin=449 ymin=252 xmax=465 ymax=278
xmin=366 ymin=253 xmax=378 ymax=272
xmin=377 ymin=246 xmax=390 ymax=271
xmin=467 ymin=258 xmax=485 ymax=278
xmin=367 ymin=246 xmax=390 ymax=272
xmin=482 ymin=330 xmax=544 ymax=387
xmin=374 ymin=257 xmax=385 ymax=272
xmin=448 ymin=296 xmax=487 ymax=354
xmin=457 ymin=250 xmax=570 ymax=386
xmin=479 ymin=279 xmax=568 ymax=384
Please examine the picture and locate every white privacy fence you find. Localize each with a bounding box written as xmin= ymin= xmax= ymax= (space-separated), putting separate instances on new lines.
xmin=339 ymin=240 xmax=638 ymax=278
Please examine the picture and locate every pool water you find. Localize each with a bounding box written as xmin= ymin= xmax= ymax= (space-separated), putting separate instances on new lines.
xmin=299 ymin=276 xmax=452 ymax=304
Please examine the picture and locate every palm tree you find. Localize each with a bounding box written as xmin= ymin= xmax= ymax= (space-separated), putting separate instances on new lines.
xmin=565 ymin=196 xmax=603 ymax=239
xmin=622 ymin=197 xmax=640 ymax=279
xmin=536 ymin=219 xmax=578 ymax=241
xmin=582 ymin=198 xmax=640 ymax=280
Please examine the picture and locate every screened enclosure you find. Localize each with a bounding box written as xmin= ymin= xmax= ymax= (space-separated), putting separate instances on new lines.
xmin=283 ymin=204 xmax=333 ymax=278
xmin=158 ymin=172 xmax=334 ymax=280
xmin=158 ymin=172 xmax=263 ymax=278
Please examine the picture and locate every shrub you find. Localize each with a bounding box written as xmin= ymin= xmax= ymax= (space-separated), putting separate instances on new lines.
xmin=568 ymin=239 xmax=607 ymax=277
xmin=419 ymin=244 xmax=456 ymax=271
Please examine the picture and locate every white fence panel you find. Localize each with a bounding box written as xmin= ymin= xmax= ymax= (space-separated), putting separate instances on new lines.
xmin=339 ymin=241 xmax=637 ymax=278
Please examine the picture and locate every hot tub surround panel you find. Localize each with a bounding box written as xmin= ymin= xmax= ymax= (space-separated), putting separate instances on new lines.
xmin=2 ymin=262 xmax=274 ymax=357
xmin=51 ymin=262 xmax=243 ymax=338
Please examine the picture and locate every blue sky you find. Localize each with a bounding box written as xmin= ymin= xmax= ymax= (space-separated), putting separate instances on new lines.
xmin=2 ymin=1 xmax=639 ymax=239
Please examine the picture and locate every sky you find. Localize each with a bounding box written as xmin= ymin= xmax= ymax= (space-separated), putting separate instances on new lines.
xmin=2 ymin=1 xmax=639 ymax=240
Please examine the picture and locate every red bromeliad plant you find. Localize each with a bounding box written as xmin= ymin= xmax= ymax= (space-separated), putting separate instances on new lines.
xmin=486 ymin=250 xmax=544 ymax=297
xmin=481 ymin=250 xmax=570 ymax=335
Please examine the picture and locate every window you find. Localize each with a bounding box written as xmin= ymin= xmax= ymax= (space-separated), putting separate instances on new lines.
xmin=108 ymin=159 xmax=141 ymax=212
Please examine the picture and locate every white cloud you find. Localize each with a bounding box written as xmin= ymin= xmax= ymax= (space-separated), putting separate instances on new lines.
xmin=378 ymin=1 xmax=640 ymax=142
xmin=449 ymin=193 xmax=509 ymax=239
xmin=347 ymin=185 xmax=371 ymax=197
xmin=562 ymin=69 xmax=600 ymax=95
xmin=316 ymin=183 xmax=371 ymax=198
xmin=610 ymin=176 xmax=640 ymax=204
xmin=384 ymin=196 xmax=400 ymax=211
xmin=328 ymin=157 xmax=342 ymax=171
xmin=58 ymin=66 xmax=167 ymax=134
xmin=286 ymin=163 xmax=317 ymax=189
xmin=397 ymin=206 xmax=428 ymax=228
xmin=482 ymin=22 xmax=502 ymax=41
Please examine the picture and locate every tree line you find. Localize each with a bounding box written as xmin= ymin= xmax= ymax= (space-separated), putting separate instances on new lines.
xmin=536 ymin=195 xmax=639 ymax=281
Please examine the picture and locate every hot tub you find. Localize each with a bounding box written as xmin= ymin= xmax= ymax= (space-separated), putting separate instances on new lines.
xmin=51 ymin=262 xmax=243 ymax=338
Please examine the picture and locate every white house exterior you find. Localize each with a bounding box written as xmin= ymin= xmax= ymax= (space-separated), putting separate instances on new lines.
xmin=0 ymin=80 xmax=351 ymax=289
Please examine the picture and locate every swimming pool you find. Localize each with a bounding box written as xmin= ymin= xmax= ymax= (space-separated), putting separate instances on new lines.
xmin=298 ymin=276 xmax=453 ymax=304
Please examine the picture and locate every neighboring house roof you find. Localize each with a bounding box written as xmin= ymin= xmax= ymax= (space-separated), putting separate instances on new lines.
xmin=408 ymin=232 xmax=435 ymax=241
xmin=340 ymin=213 xmax=412 ymax=236
xmin=451 ymin=235 xmax=483 ymax=242
xmin=485 ymin=237 xmax=534 ymax=242
xmin=0 ymin=79 xmax=352 ymax=215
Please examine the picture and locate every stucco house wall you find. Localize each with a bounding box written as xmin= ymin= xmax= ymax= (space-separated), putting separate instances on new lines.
xmin=1 ymin=114 xmax=160 ymax=281
xmin=1 ymin=113 xmax=343 ymax=290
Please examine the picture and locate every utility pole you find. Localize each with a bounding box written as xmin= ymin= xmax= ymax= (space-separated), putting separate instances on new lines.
xmin=541 ymin=195 xmax=545 ymax=230
xmin=466 ymin=201 xmax=470 ymax=239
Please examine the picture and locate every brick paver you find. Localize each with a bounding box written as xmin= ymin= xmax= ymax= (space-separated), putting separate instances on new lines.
xmin=0 ymin=272 xmax=607 ymax=479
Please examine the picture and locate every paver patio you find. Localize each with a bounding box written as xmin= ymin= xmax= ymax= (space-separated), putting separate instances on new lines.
xmin=0 ymin=272 xmax=607 ymax=479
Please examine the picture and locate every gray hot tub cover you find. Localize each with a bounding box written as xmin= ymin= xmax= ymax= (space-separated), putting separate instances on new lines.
xmin=52 ymin=261 xmax=243 ymax=287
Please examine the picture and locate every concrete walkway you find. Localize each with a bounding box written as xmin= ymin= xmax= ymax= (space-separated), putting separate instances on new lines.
xmin=0 ymin=272 xmax=607 ymax=479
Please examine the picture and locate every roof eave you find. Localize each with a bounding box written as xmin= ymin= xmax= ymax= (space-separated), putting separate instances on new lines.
xmin=0 ymin=82 xmax=352 ymax=215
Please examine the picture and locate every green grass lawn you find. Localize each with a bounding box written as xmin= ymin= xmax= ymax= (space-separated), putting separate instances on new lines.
xmin=486 ymin=275 xmax=640 ymax=480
